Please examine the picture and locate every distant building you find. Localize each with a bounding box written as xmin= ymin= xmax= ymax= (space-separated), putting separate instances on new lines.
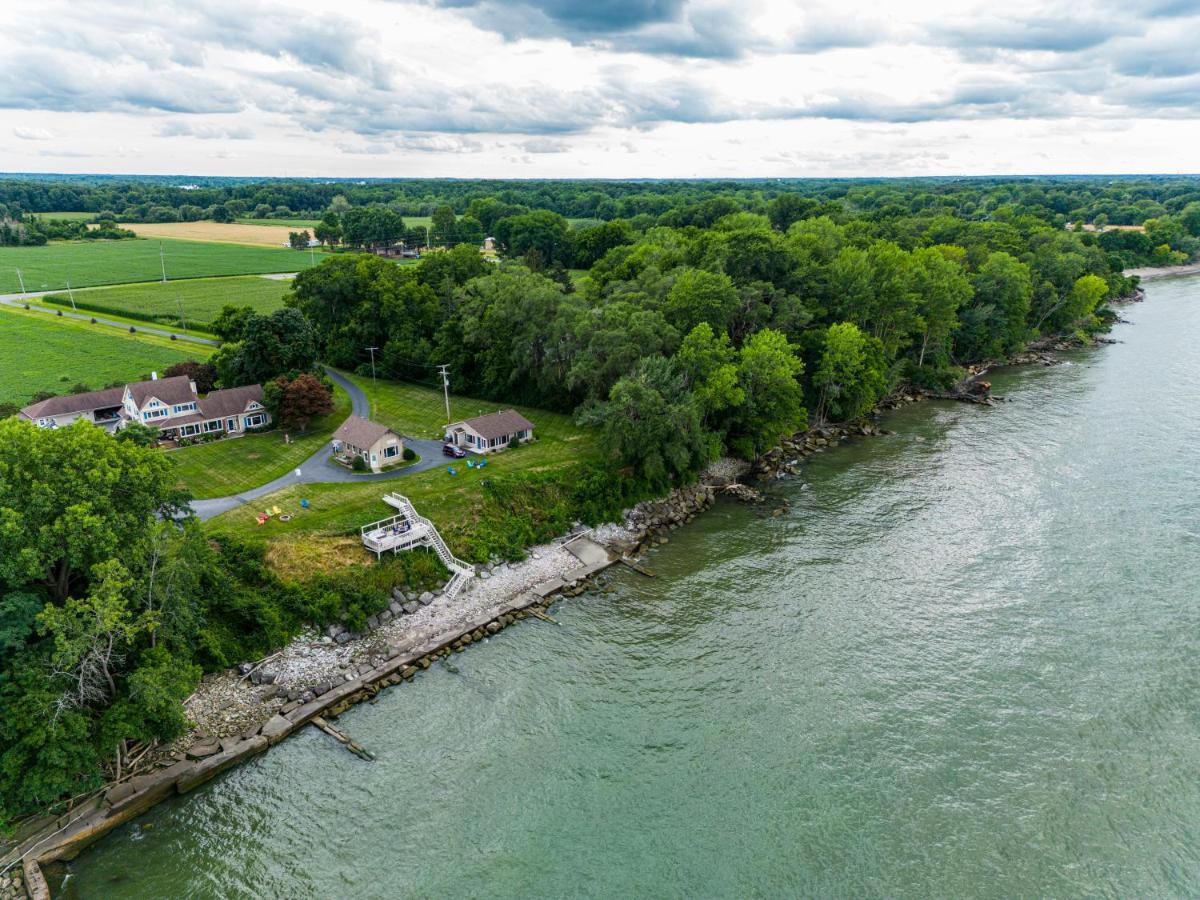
xmin=332 ymin=415 xmax=404 ymax=471
xmin=444 ymin=409 xmax=534 ymax=453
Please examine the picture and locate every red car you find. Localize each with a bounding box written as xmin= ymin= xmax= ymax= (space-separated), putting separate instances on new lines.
xmin=442 ymin=443 xmax=467 ymax=458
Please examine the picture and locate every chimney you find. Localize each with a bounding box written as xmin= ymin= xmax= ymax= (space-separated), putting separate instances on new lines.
xmin=151 ymin=371 xmax=158 ymax=381
xmin=189 ymin=379 xmax=197 ymax=395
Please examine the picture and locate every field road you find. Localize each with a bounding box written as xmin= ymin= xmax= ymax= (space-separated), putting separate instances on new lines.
xmin=0 ymin=289 xmax=220 ymax=346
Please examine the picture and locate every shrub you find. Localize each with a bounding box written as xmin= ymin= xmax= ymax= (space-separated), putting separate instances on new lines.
xmin=351 ymin=455 xmax=368 ymax=472
xmin=402 ymin=446 xmax=417 ymax=461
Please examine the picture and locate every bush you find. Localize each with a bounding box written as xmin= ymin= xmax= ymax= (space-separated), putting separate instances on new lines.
xmin=402 ymin=446 xmax=417 ymax=461
xmin=351 ymin=455 xmax=368 ymax=472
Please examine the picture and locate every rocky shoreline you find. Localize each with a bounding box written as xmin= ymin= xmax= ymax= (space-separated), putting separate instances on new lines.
xmin=0 ymin=319 xmax=1121 ymax=898
xmin=0 ymin=475 xmax=724 ymax=898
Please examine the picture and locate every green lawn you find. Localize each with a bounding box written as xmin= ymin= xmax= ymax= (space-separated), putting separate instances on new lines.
xmin=41 ymin=276 xmax=291 ymax=331
xmin=171 ymin=384 xmax=352 ymax=499
xmin=0 ymin=305 xmax=210 ymax=405
xmin=206 ymin=373 xmax=598 ymax=544
xmin=0 ymin=238 xmax=316 ymax=293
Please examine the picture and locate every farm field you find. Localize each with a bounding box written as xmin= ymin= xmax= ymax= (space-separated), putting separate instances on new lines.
xmin=171 ymin=384 xmax=351 ymax=499
xmin=0 ymin=304 xmax=210 ymax=405
xmin=39 ymin=211 xmax=97 ymax=222
xmin=234 ymin=217 xmax=321 ymax=229
xmin=0 ymin=238 xmax=315 ymax=292
xmin=42 ymin=275 xmax=291 ymax=330
xmin=122 ymin=221 xmax=322 ymax=247
xmin=206 ymin=373 xmax=598 ymax=546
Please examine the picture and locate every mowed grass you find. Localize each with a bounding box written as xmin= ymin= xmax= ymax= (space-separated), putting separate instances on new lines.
xmin=42 ymin=276 xmax=291 ymax=331
xmin=0 ymin=305 xmax=210 ymax=405
xmin=0 ymin=238 xmax=316 ymax=293
xmin=234 ymin=217 xmax=322 ymax=229
xmin=171 ymin=385 xmax=352 ymax=500
xmin=206 ymin=373 xmax=598 ymax=547
xmin=39 ymin=211 xmax=97 ymax=222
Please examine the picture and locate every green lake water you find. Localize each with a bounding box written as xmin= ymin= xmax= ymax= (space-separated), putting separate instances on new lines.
xmin=62 ymin=276 xmax=1200 ymax=898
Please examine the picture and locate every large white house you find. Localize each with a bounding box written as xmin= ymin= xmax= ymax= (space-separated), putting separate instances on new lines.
xmin=444 ymin=409 xmax=534 ymax=453
xmin=20 ymin=373 xmax=270 ymax=438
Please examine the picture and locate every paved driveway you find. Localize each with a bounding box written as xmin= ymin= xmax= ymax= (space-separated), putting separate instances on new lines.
xmin=190 ymin=369 xmax=449 ymax=520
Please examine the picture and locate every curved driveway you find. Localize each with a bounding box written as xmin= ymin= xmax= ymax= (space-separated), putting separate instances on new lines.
xmin=190 ymin=369 xmax=446 ymax=521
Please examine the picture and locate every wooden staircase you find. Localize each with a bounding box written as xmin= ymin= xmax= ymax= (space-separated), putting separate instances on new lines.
xmin=377 ymin=492 xmax=474 ymax=600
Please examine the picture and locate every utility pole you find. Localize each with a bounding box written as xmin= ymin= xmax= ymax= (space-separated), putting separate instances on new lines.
xmin=365 ymin=347 xmax=379 ymax=386
xmin=159 ymin=242 xmax=167 ymax=283
xmin=15 ymin=268 xmax=26 ymax=297
xmin=437 ymin=363 xmax=451 ymax=423
xmin=66 ymin=277 xmax=77 ymax=311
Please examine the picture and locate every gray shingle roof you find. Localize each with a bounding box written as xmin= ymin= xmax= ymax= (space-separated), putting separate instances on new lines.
xmin=20 ymin=386 xmax=125 ymax=420
xmin=198 ymin=384 xmax=264 ymax=419
xmin=332 ymin=415 xmax=396 ymax=449
xmin=453 ymin=409 xmax=534 ymax=440
xmin=126 ymin=375 xmax=196 ymax=409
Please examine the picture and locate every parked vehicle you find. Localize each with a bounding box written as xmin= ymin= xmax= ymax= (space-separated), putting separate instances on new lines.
xmin=442 ymin=442 xmax=467 ymax=458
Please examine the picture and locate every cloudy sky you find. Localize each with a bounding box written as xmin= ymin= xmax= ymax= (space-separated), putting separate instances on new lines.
xmin=1 ymin=0 xmax=1198 ymax=177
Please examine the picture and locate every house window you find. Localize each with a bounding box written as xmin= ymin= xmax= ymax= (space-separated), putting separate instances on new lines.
xmin=206 ymin=420 xmax=223 ymax=432
xmin=180 ymin=424 xmax=200 ymax=436
xmin=244 ymin=414 xmax=265 ymax=428
xmin=144 ymin=408 xmax=167 ymax=420
xmin=172 ymin=403 xmax=195 ymax=414
xmin=383 ymin=445 xmax=399 ymax=458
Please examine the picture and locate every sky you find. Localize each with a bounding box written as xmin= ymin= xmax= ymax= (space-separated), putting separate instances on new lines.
xmin=1 ymin=0 xmax=1198 ymax=178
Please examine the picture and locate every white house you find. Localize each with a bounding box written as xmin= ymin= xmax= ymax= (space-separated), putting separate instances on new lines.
xmin=332 ymin=415 xmax=404 ymax=471
xmin=122 ymin=376 xmax=270 ymax=440
xmin=444 ymin=409 xmax=534 ymax=453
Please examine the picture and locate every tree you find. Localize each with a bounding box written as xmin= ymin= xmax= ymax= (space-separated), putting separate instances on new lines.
xmin=767 ymin=193 xmax=818 ymax=231
xmin=221 ymin=308 xmax=319 ymax=386
xmin=578 ymin=356 xmax=713 ymax=485
xmin=675 ymin=323 xmax=743 ymax=424
xmin=211 ymin=304 xmax=256 ymax=343
xmin=288 ymin=230 xmax=311 ymax=250
xmin=494 ymin=210 xmax=570 ymax=265
xmin=663 ymin=268 xmax=739 ymax=336
xmin=431 ymin=204 xmax=457 ymax=245
xmin=813 ymin=322 xmax=889 ymax=422
xmin=908 ymin=247 xmax=971 ymax=368
xmin=727 ymin=328 xmax=806 ymax=459
xmin=0 ymin=419 xmax=181 ymax=604
xmin=957 ymin=252 xmax=1032 ymax=359
xmin=162 ymin=360 xmax=217 ymax=394
xmin=263 ymin=373 xmax=334 ymax=431
xmin=38 ymin=560 xmax=150 ymax=712
xmin=114 ymin=421 xmax=161 ymax=447
xmin=313 ymin=212 xmax=342 ymax=248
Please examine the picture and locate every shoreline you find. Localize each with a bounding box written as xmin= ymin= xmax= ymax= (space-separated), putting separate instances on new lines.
xmin=1123 ymin=262 xmax=1200 ymax=280
xmin=0 ymin=310 xmax=1139 ymax=897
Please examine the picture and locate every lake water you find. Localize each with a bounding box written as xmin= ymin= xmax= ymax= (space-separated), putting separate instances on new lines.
xmin=62 ymin=276 xmax=1200 ymax=898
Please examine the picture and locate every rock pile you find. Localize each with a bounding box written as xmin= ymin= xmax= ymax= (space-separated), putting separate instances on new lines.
xmin=609 ymin=483 xmax=717 ymax=555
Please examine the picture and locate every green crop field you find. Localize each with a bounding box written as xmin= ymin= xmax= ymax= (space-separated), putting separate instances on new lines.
xmin=0 ymin=238 xmax=316 ymax=293
xmin=171 ymin=385 xmax=352 ymax=499
xmin=39 ymin=211 xmax=97 ymax=222
xmin=206 ymin=373 xmax=597 ymax=545
xmin=0 ymin=305 xmax=210 ymax=405
xmin=42 ymin=275 xmax=291 ymax=331
xmin=233 ymin=217 xmax=322 ymax=229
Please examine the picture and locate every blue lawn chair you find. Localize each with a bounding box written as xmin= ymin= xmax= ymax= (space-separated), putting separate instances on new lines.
xmin=447 ymin=466 xmax=457 ymax=476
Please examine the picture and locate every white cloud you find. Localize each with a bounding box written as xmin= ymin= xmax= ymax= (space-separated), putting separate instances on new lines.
xmin=13 ymin=126 xmax=53 ymax=140
xmin=0 ymin=0 xmax=1197 ymax=175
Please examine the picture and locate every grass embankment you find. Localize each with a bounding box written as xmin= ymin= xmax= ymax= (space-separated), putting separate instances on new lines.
xmin=42 ymin=276 xmax=291 ymax=331
xmin=171 ymin=384 xmax=352 ymax=499
xmin=0 ymin=304 xmax=210 ymax=405
xmin=0 ymin=238 xmax=315 ymax=292
xmin=206 ymin=373 xmax=602 ymax=559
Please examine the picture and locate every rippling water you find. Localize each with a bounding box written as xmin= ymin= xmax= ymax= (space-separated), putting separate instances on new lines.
xmin=63 ymin=277 xmax=1200 ymax=898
